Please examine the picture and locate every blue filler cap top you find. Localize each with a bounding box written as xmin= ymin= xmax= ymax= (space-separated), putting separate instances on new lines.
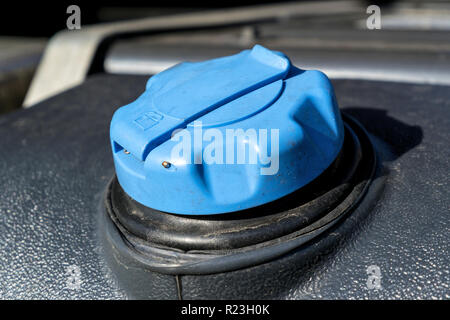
xmin=110 ymin=45 xmax=344 ymax=215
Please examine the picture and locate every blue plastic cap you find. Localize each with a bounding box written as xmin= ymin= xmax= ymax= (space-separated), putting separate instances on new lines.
xmin=110 ymin=45 xmax=344 ymax=215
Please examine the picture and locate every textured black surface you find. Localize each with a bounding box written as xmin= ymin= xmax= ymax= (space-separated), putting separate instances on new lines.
xmin=0 ymin=74 xmax=448 ymax=299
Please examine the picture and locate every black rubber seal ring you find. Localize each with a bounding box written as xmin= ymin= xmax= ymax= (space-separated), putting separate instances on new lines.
xmin=109 ymin=123 xmax=359 ymax=250
xmin=103 ymin=114 xmax=376 ymax=275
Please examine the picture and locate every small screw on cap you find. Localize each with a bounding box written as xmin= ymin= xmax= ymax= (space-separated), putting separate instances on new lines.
xmin=162 ymin=161 xmax=171 ymax=169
